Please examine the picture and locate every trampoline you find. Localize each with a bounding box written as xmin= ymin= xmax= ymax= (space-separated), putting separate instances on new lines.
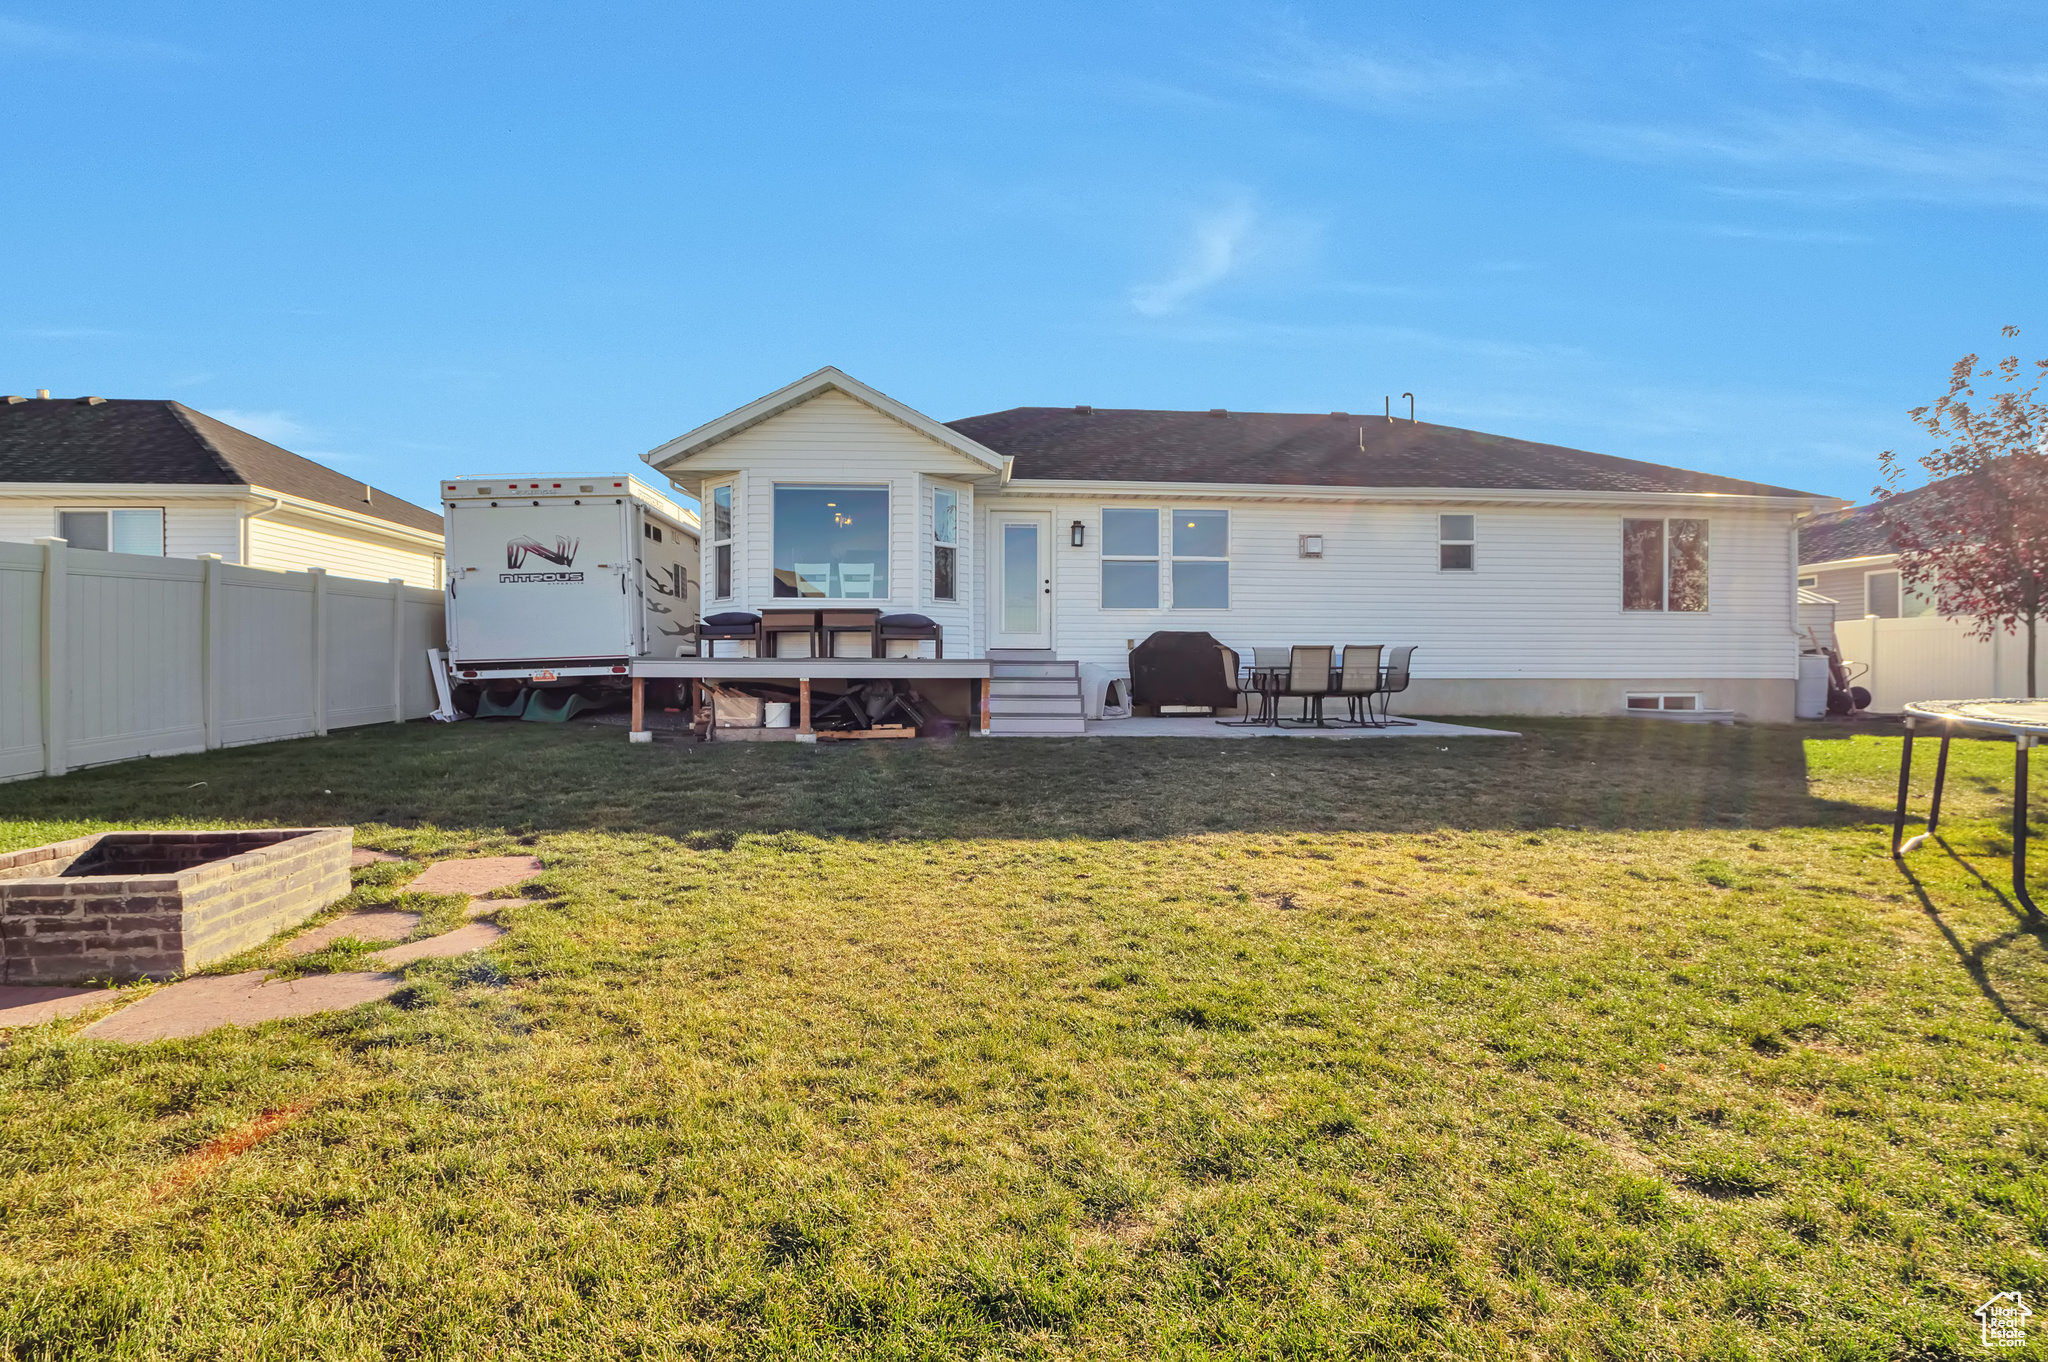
xmin=1891 ymin=699 xmax=2048 ymax=914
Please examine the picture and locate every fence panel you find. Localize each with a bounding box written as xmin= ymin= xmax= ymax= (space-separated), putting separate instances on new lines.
xmin=0 ymin=544 xmax=44 ymax=781
xmin=3 ymin=543 xmax=446 ymax=782
xmin=1837 ymin=613 xmax=2048 ymax=711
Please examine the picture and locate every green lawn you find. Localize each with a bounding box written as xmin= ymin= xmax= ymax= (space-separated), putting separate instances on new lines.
xmin=2 ymin=720 xmax=2045 ymax=1360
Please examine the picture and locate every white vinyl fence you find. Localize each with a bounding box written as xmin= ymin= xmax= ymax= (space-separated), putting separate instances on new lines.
xmin=1836 ymin=613 xmax=2048 ymax=713
xmin=1 ymin=539 xmax=445 ymax=782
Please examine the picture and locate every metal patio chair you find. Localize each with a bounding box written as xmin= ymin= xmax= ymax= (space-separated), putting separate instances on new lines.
xmin=1334 ymin=645 xmax=1384 ymax=727
xmin=1372 ymin=645 xmax=1417 ymax=727
xmin=1277 ymin=645 xmax=1336 ymax=727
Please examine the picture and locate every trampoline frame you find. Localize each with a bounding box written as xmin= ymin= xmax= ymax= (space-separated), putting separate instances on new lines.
xmin=1891 ymin=699 xmax=2048 ymax=916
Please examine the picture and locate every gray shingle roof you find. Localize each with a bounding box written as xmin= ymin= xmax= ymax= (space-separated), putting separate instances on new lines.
xmin=1796 ymin=479 xmax=1961 ymax=566
xmin=946 ymin=406 xmax=1823 ymax=498
xmin=0 ymin=396 xmax=441 ymax=535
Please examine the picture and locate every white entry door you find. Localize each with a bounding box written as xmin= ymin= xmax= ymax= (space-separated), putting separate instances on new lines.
xmin=989 ymin=512 xmax=1052 ymax=650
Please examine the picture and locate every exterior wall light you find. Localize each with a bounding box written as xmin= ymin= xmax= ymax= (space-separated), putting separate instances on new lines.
xmin=1298 ymin=534 xmax=1324 ymax=559
xmin=1071 ymin=521 xmax=1085 ymax=547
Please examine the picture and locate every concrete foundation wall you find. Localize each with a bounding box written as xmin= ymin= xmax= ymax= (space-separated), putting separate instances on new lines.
xmin=1394 ymin=677 xmax=1795 ymax=723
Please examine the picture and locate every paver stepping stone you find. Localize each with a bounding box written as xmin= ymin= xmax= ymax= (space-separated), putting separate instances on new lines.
xmin=370 ymin=922 xmax=508 ymax=967
xmin=408 ymin=856 xmax=543 ymax=896
xmin=0 ymin=986 xmax=115 ymax=1029
xmin=466 ymin=897 xmax=531 ymax=918
xmin=281 ymin=909 xmax=422 ymax=956
xmin=350 ymin=848 xmax=406 ymax=867
xmin=82 ymin=971 xmax=403 ymax=1044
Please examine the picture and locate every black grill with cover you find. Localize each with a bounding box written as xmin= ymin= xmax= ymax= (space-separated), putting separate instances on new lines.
xmin=1128 ymin=631 xmax=1240 ymax=711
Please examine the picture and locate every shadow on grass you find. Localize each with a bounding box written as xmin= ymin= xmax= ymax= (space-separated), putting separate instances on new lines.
xmin=1896 ymin=840 xmax=2048 ymax=1043
xmin=0 ymin=715 xmax=1882 ymax=846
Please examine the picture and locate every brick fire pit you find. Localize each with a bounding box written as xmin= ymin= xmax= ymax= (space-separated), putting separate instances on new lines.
xmin=0 ymin=829 xmax=352 ymax=985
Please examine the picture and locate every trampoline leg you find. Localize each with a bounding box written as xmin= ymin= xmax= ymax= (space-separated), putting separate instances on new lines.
xmin=2018 ymin=739 xmax=2039 ymax=917
xmin=1927 ymin=731 xmax=1952 ymax=835
xmin=1891 ymin=726 xmax=1915 ymax=858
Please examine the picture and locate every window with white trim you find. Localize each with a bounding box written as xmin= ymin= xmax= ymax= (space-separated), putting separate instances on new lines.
xmin=1438 ymin=514 xmax=1474 ymax=571
xmin=1626 ymin=692 xmax=1702 ymax=712
xmin=1101 ymin=508 xmax=1159 ymax=609
xmin=711 ymin=485 xmax=733 ymax=599
xmin=1622 ymin=518 xmax=1708 ymax=612
xmin=58 ymin=508 xmax=163 ymax=555
xmin=1865 ymin=570 xmax=1935 ymax=618
xmin=933 ymin=487 xmax=958 ymax=602
xmin=1170 ymin=509 xmax=1229 ymax=608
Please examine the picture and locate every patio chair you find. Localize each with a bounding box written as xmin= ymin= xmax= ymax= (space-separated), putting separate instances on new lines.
xmin=822 ymin=609 xmax=882 ymax=658
xmin=1334 ymin=645 xmax=1384 ymax=727
xmin=793 ymin=563 xmax=831 ymax=597
xmin=760 ymin=609 xmax=820 ymax=659
xmin=878 ymin=612 xmax=944 ymax=658
xmin=1277 ymin=645 xmax=1336 ymax=727
xmin=1372 ymin=645 xmax=1417 ymax=727
xmin=700 ymin=610 xmax=761 ymax=659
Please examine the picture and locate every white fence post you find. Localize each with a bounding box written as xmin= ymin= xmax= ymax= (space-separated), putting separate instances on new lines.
xmin=390 ymin=577 xmax=405 ymax=723
xmin=309 ymin=567 xmax=329 ymax=736
xmin=35 ymin=537 xmax=66 ymax=777
xmin=199 ymin=554 xmax=223 ymax=749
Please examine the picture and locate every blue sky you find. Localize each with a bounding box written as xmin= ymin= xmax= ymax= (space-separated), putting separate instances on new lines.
xmin=3 ymin=2 xmax=2042 ymax=510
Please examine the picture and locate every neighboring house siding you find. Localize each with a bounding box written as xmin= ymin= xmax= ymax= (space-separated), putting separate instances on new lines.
xmin=0 ymin=496 xmax=243 ymax=560
xmin=246 ymin=511 xmax=442 ymax=588
xmin=1810 ymin=562 xmax=1890 ymax=614
xmin=688 ymin=391 xmax=985 ymax=652
xmin=978 ymin=493 xmax=1802 ymax=681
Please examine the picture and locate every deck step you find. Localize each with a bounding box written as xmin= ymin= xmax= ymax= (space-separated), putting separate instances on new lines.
xmin=988 ymin=679 xmax=1080 ymax=697
xmin=988 ymin=662 xmax=1077 ymax=680
xmin=985 ymin=716 xmax=1088 ymax=736
xmin=989 ymin=697 xmax=1085 ymax=715
xmin=987 ymin=648 xmax=1058 ymax=662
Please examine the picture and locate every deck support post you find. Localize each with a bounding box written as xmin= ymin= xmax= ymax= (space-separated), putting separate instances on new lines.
xmin=629 ymin=676 xmax=651 ymax=743
xmin=799 ymin=677 xmax=812 ymax=736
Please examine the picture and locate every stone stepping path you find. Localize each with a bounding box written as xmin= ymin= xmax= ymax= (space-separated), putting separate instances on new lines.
xmin=56 ymin=854 xmax=539 ymax=1043
xmin=282 ymin=908 xmax=421 ymax=955
xmin=350 ymin=848 xmax=406 ymax=867
xmin=407 ymin=856 xmax=542 ymax=896
xmin=0 ymin=985 xmax=116 ymax=1029
xmin=371 ymin=922 xmax=509 ymax=967
xmin=81 ymin=970 xmax=406 ymax=1043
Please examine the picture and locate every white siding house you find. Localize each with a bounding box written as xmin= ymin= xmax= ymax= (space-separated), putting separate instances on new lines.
xmin=1 ymin=395 xmax=443 ymax=587
xmin=649 ymin=368 xmax=1841 ymax=721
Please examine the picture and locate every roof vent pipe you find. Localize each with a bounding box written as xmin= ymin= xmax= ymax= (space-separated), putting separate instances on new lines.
xmin=1402 ymin=392 xmax=1416 ymax=423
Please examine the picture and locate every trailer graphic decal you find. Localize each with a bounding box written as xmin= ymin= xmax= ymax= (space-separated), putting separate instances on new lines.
xmin=502 ymin=535 xmax=584 ymax=583
xmin=506 ymin=536 xmax=579 ymax=569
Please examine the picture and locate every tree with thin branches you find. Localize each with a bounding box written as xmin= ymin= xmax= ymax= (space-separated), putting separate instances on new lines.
xmin=1876 ymin=326 xmax=2048 ymax=696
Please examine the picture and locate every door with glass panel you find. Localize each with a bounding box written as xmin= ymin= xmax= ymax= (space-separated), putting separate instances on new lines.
xmin=988 ymin=512 xmax=1052 ymax=650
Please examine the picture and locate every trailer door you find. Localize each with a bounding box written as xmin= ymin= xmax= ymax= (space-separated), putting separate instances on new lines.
xmin=450 ymin=501 xmax=631 ymax=662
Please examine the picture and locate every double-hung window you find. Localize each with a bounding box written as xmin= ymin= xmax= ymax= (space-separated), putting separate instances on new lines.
xmin=1101 ymin=508 xmax=1160 ymax=608
xmin=1438 ymin=514 xmax=1475 ymax=571
xmin=58 ymin=508 xmax=163 ymax=555
xmin=932 ymin=487 xmax=958 ymax=602
xmin=710 ymin=485 xmax=733 ymax=599
xmin=1865 ymin=569 xmax=1935 ymax=618
xmin=1622 ymin=518 xmax=1708 ymax=612
xmin=1170 ymin=509 xmax=1229 ymax=608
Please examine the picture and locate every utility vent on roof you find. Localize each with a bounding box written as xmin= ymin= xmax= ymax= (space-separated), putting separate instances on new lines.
xmin=1208 ymin=408 xmax=1227 ymax=418
xmin=3 ymin=396 xmax=23 ymax=404
xmin=1073 ymin=405 xmax=1093 ymax=415
xmin=80 ymin=396 xmax=105 ymax=405
xmin=1329 ymin=411 xmax=1348 ymax=419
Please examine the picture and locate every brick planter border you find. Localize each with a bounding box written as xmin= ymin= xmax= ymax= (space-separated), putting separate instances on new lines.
xmin=0 ymin=828 xmax=352 ymax=985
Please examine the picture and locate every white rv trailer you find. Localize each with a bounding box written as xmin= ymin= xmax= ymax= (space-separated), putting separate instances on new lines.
xmin=441 ymin=473 xmax=700 ymax=682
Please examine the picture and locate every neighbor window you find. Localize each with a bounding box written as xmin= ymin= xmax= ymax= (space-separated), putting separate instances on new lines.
xmin=1622 ymin=518 xmax=1708 ymax=612
xmin=58 ymin=508 xmax=163 ymax=556
xmin=1797 ymin=575 xmax=1818 ymax=588
xmin=1865 ymin=570 xmax=1935 ymax=619
xmin=711 ymin=485 xmax=733 ymax=599
xmin=933 ymin=487 xmax=958 ymax=602
xmin=1170 ymin=509 xmax=1229 ymax=608
xmin=773 ymin=485 xmax=888 ymax=598
xmin=1438 ymin=514 xmax=1475 ymax=571
xmin=1100 ymin=508 xmax=1160 ymax=609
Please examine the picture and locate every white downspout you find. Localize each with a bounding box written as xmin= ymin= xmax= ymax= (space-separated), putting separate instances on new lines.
xmin=240 ymin=493 xmax=286 ymax=566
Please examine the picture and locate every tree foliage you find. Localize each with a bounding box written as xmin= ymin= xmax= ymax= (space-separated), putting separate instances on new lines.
xmin=1876 ymin=326 xmax=2048 ymax=695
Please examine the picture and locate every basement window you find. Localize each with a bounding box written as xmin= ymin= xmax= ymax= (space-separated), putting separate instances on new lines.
xmin=1626 ymin=693 xmax=1701 ymax=711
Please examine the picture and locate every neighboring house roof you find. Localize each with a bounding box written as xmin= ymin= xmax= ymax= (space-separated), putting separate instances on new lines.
xmin=0 ymin=396 xmax=441 ymax=535
xmin=948 ymin=406 xmax=1827 ymax=498
xmin=1797 ymin=478 xmax=1966 ymax=566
